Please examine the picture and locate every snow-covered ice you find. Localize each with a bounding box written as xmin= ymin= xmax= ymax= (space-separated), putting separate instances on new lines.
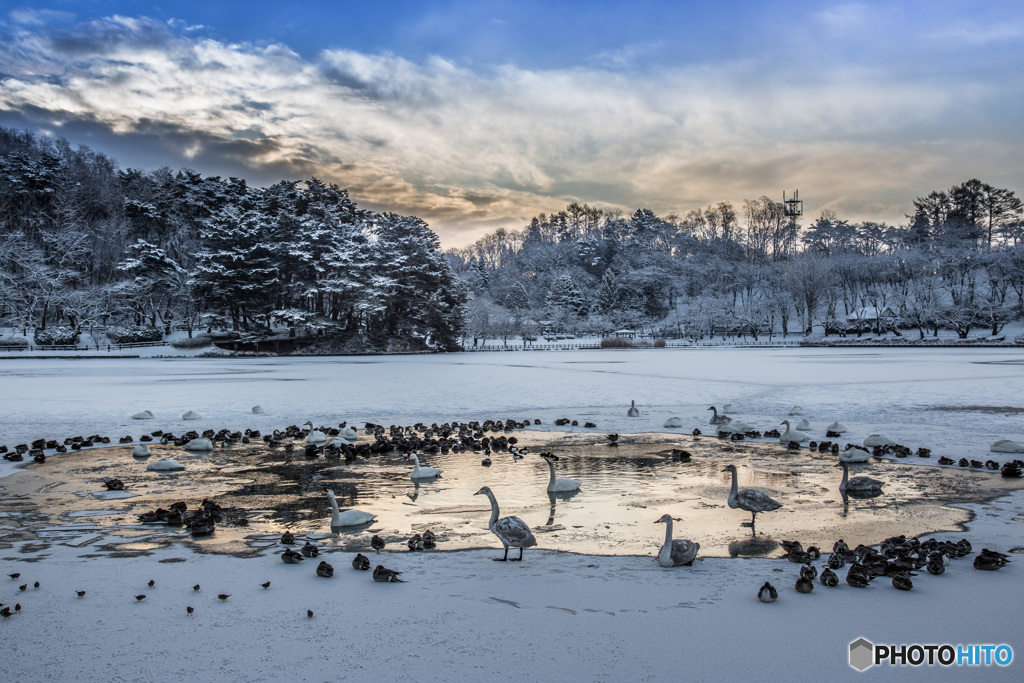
xmin=0 ymin=347 xmax=1022 ymax=681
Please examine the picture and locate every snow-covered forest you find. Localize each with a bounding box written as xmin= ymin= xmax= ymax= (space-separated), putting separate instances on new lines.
xmin=0 ymin=128 xmax=465 ymax=352
xmin=2 ymin=126 xmax=1023 ymax=352
xmin=451 ymin=186 xmax=1024 ymax=344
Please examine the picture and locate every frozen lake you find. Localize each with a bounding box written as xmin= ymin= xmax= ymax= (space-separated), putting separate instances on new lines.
xmin=2 ymin=347 xmax=1023 ymax=682
xmin=2 ymin=347 xmax=1023 ymax=452
xmin=2 ymin=347 xmax=1023 ymax=558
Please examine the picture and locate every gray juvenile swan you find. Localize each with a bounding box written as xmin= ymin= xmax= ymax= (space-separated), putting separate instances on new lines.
xmin=654 ymin=513 xmax=699 ymax=566
xmin=627 ymin=400 xmax=640 ymax=417
xmin=708 ymin=406 xmax=732 ymax=425
xmin=837 ymin=461 xmax=884 ymax=493
xmin=474 ymin=486 xmax=537 ymax=561
xmin=722 ymin=464 xmax=782 ymax=527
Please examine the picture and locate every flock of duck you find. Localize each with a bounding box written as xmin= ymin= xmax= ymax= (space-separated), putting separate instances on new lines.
xmin=755 ymin=535 xmax=1011 ymax=603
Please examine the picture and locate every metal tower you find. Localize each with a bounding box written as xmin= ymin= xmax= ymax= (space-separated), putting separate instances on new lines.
xmin=783 ymin=190 xmax=803 ymax=218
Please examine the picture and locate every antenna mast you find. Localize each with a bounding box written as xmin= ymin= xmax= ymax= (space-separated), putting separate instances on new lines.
xmin=783 ymin=190 xmax=803 ymax=218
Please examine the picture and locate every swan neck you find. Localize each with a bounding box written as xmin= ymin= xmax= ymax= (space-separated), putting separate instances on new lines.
xmin=840 ymin=463 xmax=849 ymax=490
xmin=411 ymin=454 xmax=420 ymax=471
xmin=484 ymin=489 xmax=499 ymax=527
xmin=663 ymin=518 xmax=674 ymax=547
xmin=546 ymin=459 xmax=556 ymax=486
xmin=326 ymin=490 xmax=340 ymax=516
xmin=729 ymin=468 xmax=739 ymax=498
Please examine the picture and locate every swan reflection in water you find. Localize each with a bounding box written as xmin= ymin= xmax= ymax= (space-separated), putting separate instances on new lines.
xmin=404 ymin=474 xmax=443 ymax=503
xmin=838 ymin=487 xmax=885 ymax=517
xmin=545 ymin=489 xmax=580 ymax=526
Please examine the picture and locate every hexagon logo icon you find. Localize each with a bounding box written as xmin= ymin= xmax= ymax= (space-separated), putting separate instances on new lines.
xmin=850 ymin=638 xmax=874 ymax=671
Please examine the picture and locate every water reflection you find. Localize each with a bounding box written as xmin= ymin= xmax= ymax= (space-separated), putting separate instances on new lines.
xmin=1 ymin=432 xmax=1022 ymax=559
xmin=545 ymin=490 xmax=580 ymax=526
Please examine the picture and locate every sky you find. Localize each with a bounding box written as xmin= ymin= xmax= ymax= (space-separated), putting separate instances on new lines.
xmin=1 ymin=1 xmax=1023 ymax=248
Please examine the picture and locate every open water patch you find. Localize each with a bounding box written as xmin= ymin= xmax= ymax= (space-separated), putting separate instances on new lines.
xmin=0 ymin=432 xmax=1020 ymax=560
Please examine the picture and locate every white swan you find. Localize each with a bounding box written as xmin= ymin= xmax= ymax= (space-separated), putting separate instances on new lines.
xmin=788 ymin=405 xmax=804 ymax=415
xmin=778 ymin=420 xmax=810 ymax=443
xmin=722 ymin=464 xmax=782 ymax=527
xmin=474 ymin=486 xmax=537 ymax=561
xmin=708 ymin=406 xmax=732 ymax=425
xmin=991 ymin=439 xmax=1024 ymax=454
xmin=838 ymin=445 xmax=871 ymax=463
xmin=132 ymin=444 xmax=151 ymax=457
xmin=795 ymin=418 xmax=812 ymax=431
xmin=325 ymin=489 xmax=377 ymax=528
xmin=663 ymin=417 xmax=683 ymax=428
xmin=863 ymin=434 xmax=897 ymax=447
xmin=131 ymin=410 xmax=155 ymax=420
xmin=304 ymin=421 xmax=326 ymax=445
xmin=627 ymin=400 xmax=640 ymax=417
xmin=337 ymin=426 xmax=359 ymax=442
xmin=408 ymin=454 xmax=443 ymax=479
xmin=722 ymin=403 xmax=735 ymax=414
xmin=182 ymin=410 xmax=202 ymax=420
xmin=826 ymin=421 xmax=848 ymax=434
xmin=838 ymin=461 xmax=884 ymax=492
xmin=184 ymin=437 xmax=214 ymax=452
xmin=146 ymin=458 xmax=185 ymax=471
xmin=716 ymin=419 xmax=755 ymax=437
xmin=542 ymin=454 xmax=581 ymax=492
xmin=654 ymin=513 xmax=699 ymax=567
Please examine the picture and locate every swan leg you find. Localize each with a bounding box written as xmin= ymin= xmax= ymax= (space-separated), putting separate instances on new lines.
xmin=510 ymin=547 xmax=524 ymax=561
xmin=741 ymin=512 xmax=757 ymax=528
xmin=493 ymin=546 xmax=510 ymax=562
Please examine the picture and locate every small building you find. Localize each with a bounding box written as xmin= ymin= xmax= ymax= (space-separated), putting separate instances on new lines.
xmin=845 ymin=307 xmax=895 ymax=324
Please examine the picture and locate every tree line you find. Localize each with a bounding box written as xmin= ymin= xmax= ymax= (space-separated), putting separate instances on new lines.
xmin=449 ymin=183 xmax=1024 ymax=344
xmin=3 ymin=126 xmax=1022 ymax=351
xmin=0 ymin=128 xmax=465 ymax=351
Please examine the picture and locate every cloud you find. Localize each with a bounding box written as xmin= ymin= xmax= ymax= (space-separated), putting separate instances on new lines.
xmin=815 ymin=4 xmax=870 ymax=30
xmin=927 ymin=21 xmax=1024 ymax=45
xmin=1 ymin=11 xmax=1021 ymax=247
xmin=7 ymin=8 xmax=75 ymax=26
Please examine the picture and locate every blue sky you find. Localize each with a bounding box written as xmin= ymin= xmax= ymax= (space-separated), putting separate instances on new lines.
xmin=1 ymin=1 xmax=1022 ymax=247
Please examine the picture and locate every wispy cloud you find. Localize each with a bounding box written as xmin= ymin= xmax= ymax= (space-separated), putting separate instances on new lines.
xmin=927 ymin=21 xmax=1024 ymax=45
xmin=0 ymin=11 xmax=1021 ymax=247
xmin=815 ymin=3 xmax=870 ymax=31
